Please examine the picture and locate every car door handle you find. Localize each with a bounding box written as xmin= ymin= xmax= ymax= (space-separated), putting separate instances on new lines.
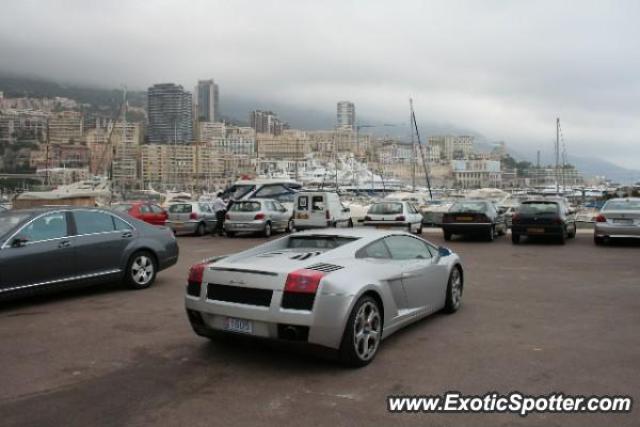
xmin=58 ymin=240 xmax=71 ymax=248
xmin=122 ymin=231 xmax=133 ymax=238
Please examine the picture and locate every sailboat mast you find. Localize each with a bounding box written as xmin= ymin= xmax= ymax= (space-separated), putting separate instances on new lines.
xmin=556 ymin=117 xmax=560 ymax=195
xmin=410 ymin=98 xmax=432 ymax=199
xmin=410 ymin=106 xmax=416 ymax=191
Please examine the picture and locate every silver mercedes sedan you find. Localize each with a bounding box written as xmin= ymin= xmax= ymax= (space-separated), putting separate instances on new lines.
xmin=594 ymin=197 xmax=640 ymax=245
xmin=185 ymin=228 xmax=464 ymax=366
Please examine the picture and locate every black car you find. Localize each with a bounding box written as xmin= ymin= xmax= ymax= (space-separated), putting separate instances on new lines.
xmin=511 ymin=200 xmax=577 ymax=244
xmin=0 ymin=207 xmax=179 ymax=301
xmin=441 ymin=200 xmax=508 ymax=241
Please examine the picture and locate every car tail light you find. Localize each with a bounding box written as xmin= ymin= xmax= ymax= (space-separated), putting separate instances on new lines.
xmin=442 ymin=214 xmax=451 ymax=223
xmin=189 ymin=212 xmax=198 ymax=220
xmin=254 ymin=213 xmax=265 ymax=220
xmin=325 ymin=210 xmax=330 ymax=220
xmin=225 ymin=213 xmax=230 ymax=220
xmin=364 ymin=215 xmax=372 ymax=221
xmin=553 ymin=217 xmax=563 ymax=225
xmin=188 ymin=262 xmax=206 ymax=284
xmin=284 ymin=269 xmax=325 ymax=294
xmin=187 ymin=262 xmax=207 ymax=297
xmin=595 ymin=214 xmax=606 ymax=223
xmin=511 ymin=214 xmax=520 ymax=224
xmin=395 ymin=215 xmax=406 ymax=221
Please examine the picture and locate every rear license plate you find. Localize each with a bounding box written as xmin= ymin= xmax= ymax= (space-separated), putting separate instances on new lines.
xmin=456 ymin=216 xmax=473 ymax=221
xmin=224 ymin=317 xmax=252 ymax=334
xmin=297 ymin=213 xmax=308 ymax=219
xmin=613 ymin=219 xmax=633 ymax=225
xmin=527 ymin=227 xmax=545 ymax=234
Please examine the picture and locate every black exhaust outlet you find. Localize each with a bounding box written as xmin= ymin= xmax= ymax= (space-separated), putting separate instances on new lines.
xmin=277 ymin=324 xmax=310 ymax=342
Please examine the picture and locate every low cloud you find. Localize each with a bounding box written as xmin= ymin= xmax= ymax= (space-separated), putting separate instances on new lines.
xmin=1 ymin=0 xmax=639 ymax=167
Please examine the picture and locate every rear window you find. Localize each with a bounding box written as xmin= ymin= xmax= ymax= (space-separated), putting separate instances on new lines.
xmin=450 ymin=201 xmax=488 ymax=212
xmin=231 ymin=201 xmax=261 ymax=212
xmin=603 ymin=200 xmax=640 ymax=211
xmin=297 ymin=195 xmax=309 ymax=210
xmin=287 ymin=235 xmax=358 ymax=249
xmin=168 ymin=204 xmax=192 ymax=213
xmin=0 ymin=212 xmax=30 ymax=236
xmin=368 ymin=202 xmax=403 ymax=215
xmin=312 ymin=196 xmax=325 ymax=211
xmin=518 ymin=202 xmax=559 ymax=214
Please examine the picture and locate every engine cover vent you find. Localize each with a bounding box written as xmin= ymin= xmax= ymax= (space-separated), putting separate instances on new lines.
xmin=305 ymin=263 xmax=344 ymax=273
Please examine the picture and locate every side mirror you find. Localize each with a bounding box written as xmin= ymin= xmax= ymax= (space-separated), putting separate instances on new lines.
xmin=11 ymin=235 xmax=29 ymax=248
xmin=343 ymin=207 xmax=350 ymax=213
xmin=437 ymin=246 xmax=451 ymax=257
xmin=498 ymin=208 xmax=507 ymax=215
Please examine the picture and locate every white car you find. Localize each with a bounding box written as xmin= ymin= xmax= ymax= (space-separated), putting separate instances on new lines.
xmin=293 ymin=191 xmax=353 ymax=229
xmin=185 ymin=228 xmax=464 ymax=366
xmin=363 ymin=201 xmax=423 ymax=234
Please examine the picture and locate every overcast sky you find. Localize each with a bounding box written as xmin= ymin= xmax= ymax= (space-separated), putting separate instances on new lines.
xmin=1 ymin=0 xmax=639 ymax=168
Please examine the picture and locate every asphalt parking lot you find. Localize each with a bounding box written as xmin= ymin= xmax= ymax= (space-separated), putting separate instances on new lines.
xmin=0 ymin=230 xmax=638 ymax=427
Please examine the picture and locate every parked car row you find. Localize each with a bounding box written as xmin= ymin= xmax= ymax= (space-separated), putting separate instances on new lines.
xmin=110 ymin=195 xmax=639 ymax=247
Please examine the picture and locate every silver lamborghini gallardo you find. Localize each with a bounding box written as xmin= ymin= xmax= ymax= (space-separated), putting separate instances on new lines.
xmin=185 ymin=228 xmax=464 ymax=366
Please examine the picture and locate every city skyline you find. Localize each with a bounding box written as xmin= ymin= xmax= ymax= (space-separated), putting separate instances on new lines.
xmin=1 ymin=1 xmax=639 ymax=169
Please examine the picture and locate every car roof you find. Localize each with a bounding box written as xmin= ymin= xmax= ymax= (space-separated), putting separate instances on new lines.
xmin=453 ymin=199 xmax=491 ymax=203
xmin=115 ymin=200 xmax=154 ymax=205
xmin=7 ymin=206 xmax=123 ymax=217
xmin=606 ymin=197 xmax=640 ymax=202
xmin=297 ymin=190 xmax=338 ymax=194
xmin=293 ymin=227 xmax=410 ymax=239
xmin=522 ymin=199 xmax=559 ymax=204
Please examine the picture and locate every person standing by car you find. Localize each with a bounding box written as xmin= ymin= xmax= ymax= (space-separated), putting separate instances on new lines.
xmin=212 ymin=192 xmax=227 ymax=236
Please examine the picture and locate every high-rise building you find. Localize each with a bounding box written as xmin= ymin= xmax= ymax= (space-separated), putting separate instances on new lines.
xmin=147 ymin=83 xmax=193 ymax=144
xmin=196 ymin=79 xmax=219 ymax=122
xmin=337 ymin=101 xmax=355 ymax=130
xmin=250 ymin=110 xmax=286 ymax=135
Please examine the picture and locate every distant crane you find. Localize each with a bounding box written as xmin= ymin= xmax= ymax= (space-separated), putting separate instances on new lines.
xmin=95 ymin=87 xmax=128 ymax=184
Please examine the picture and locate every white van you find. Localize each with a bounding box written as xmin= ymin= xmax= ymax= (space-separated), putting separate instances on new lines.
xmin=293 ymin=191 xmax=353 ymax=230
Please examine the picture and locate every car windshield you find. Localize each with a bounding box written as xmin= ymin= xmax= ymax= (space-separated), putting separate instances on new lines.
xmin=287 ymin=235 xmax=358 ymax=249
xmin=368 ymin=203 xmax=403 ymax=215
xmin=0 ymin=212 xmax=30 ymax=236
xmin=450 ymin=201 xmax=487 ymax=213
xmin=224 ymin=185 xmax=255 ymax=200
xmin=111 ymin=204 xmax=132 ymax=212
xmin=603 ymin=200 xmax=640 ymax=211
xmin=519 ymin=202 xmax=559 ymax=214
xmin=231 ymin=201 xmax=261 ymax=212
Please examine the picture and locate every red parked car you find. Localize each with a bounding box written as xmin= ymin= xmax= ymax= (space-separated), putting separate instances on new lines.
xmin=111 ymin=202 xmax=168 ymax=226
